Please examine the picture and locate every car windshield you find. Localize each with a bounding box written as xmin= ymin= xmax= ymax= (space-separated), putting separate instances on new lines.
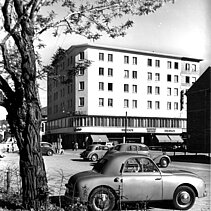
xmin=113 ymin=145 xmax=121 ymax=151
xmin=92 ymin=158 xmax=108 ymax=173
xmin=86 ymin=145 xmax=95 ymax=151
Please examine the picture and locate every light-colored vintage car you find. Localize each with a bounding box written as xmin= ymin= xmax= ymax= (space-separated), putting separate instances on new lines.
xmin=106 ymin=143 xmax=171 ymax=168
xmin=80 ymin=144 xmax=110 ymax=161
xmin=65 ymin=153 xmax=207 ymax=211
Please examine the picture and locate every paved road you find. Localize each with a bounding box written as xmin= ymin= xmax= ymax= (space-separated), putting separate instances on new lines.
xmin=0 ymin=150 xmax=210 ymax=210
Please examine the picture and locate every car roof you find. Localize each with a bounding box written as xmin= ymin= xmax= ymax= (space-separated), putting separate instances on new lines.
xmin=101 ymin=152 xmax=150 ymax=175
xmin=116 ymin=143 xmax=147 ymax=147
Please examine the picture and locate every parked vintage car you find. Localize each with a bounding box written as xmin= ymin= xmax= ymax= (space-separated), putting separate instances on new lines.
xmin=40 ymin=142 xmax=55 ymax=156
xmin=106 ymin=143 xmax=171 ymax=168
xmin=80 ymin=144 xmax=110 ymax=161
xmin=65 ymin=153 xmax=207 ymax=211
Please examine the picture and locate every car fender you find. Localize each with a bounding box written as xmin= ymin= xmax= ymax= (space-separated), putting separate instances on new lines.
xmin=76 ymin=176 xmax=119 ymax=202
xmin=153 ymin=154 xmax=171 ymax=164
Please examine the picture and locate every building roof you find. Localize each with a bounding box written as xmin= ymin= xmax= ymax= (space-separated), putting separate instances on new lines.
xmin=66 ymin=43 xmax=203 ymax=62
xmin=187 ymin=66 xmax=211 ymax=95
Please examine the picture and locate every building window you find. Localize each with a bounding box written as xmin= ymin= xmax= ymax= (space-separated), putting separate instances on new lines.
xmin=174 ymin=88 xmax=178 ymax=96
xmin=79 ymin=52 xmax=84 ymax=60
xmin=155 ymin=60 xmax=160 ymax=67
xmin=79 ymin=81 xmax=84 ymax=90
xmin=192 ymin=77 xmax=196 ymax=84
xmin=174 ymin=62 xmax=179 ymax=69
xmin=124 ymin=56 xmax=129 ymax=64
xmin=167 ymin=87 xmax=171 ymax=96
xmin=108 ymin=98 xmax=113 ymax=107
xmin=99 ymin=98 xmax=104 ymax=106
xmin=99 ymin=67 xmax=104 ymax=75
xmin=99 ymin=53 xmax=104 ymax=61
xmin=99 ymin=82 xmax=104 ymax=91
xmin=132 ymin=100 xmax=137 ymax=108
xmin=167 ymin=102 xmax=171 ymax=110
xmin=155 ymin=73 xmax=160 ymax=81
xmin=133 ymin=57 xmax=137 ymax=65
xmin=192 ymin=64 xmax=196 ymax=72
xmin=78 ymin=68 xmax=84 ymax=75
xmin=108 ymin=68 xmax=113 ymax=76
xmin=147 ymin=58 xmax=152 ymax=66
xmin=155 ymin=86 xmax=160 ymax=95
xmin=124 ymin=70 xmax=129 ymax=78
xmin=167 ymin=61 xmax=172 ymax=69
xmin=167 ymin=74 xmax=171 ymax=82
xmin=174 ymin=75 xmax=178 ymax=83
xmin=147 ymin=101 xmax=152 ymax=109
xmin=174 ymin=102 xmax=178 ymax=110
xmin=148 ymin=72 xmax=152 ymax=80
xmin=185 ymin=76 xmax=190 ymax=84
xmin=155 ymin=101 xmax=160 ymax=109
xmin=108 ymin=83 xmax=113 ymax=91
xmin=147 ymin=86 xmax=152 ymax=94
xmin=132 ymin=71 xmax=137 ymax=79
xmin=132 ymin=85 xmax=137 ymax=93
xmin=124 ymin=84 xmax=129 ymax=92
xmin=79 ymin=97 xmax=84 ymax=107
xmin=124 ymin=99 xmax=129 ymax=108
xmin=185 ymin=63 xmax=190 ymax=71
xmin=108 ymin=54 xmax=113 ymax=62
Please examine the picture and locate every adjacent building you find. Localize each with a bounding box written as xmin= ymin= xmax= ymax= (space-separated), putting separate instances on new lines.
xmin=186 ymin=67 xmax=210 ymax=153
xmin=46 ymin=44 xmax=201 ymax=149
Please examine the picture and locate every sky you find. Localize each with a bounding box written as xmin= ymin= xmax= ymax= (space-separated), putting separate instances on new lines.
xmin=0 ymin=0 xmax=210 ymax=120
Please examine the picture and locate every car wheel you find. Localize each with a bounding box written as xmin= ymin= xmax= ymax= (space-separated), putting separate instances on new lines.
xmin=160 ymin=157 xmax=169 ymax=168
xmin=91 ymin=154 xmax=98 ymax=162
xmin=88 ymin=186 xmax=116 ymax=211
xmin=173 ymin=186 xmax=196 ymax=210
xmin=47 ymin=150 xmax=53 ymax=156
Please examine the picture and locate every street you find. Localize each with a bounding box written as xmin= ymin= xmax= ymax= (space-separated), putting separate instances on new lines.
xmin=0 ymin=150 xmax=210 ymax=210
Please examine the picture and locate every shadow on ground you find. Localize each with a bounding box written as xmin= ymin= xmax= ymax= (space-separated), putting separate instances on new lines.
xmin=170 ymin=155 xmax=211 ymax=164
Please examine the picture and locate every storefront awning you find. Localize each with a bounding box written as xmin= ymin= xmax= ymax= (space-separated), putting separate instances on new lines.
xmin=168 ymin=135 xmax=184 ymax=143
xmin=91 ymin=135 xmax=109 ymax=143
xmin=156 ymin=135 xmax=171 ymax=143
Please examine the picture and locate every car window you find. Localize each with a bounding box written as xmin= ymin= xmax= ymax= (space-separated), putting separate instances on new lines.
xmin=123 ymin=157 xmax=158 ymax=173
xmin=138 ymin=158 xmax=159 ymax=172
xmin=95 ymin=146 xmax=99 ymax=150
xmin=127 ymin=145 xmax=137 ymax=151
xmin=123 ymin=158 xmax=140 ymax=173
xmin=138 ymin=146 xmax=149 ymax=151
xmin=102 ymin=146 xmax=108 ymax=150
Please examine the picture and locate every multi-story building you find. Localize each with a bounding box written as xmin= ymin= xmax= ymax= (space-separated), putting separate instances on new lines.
xmin=46 ymin=44 xmax=201 ymax=149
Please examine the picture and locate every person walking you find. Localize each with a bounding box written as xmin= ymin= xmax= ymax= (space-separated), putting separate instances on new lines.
xmin=74 ymin=142 xmax=78 ymax=151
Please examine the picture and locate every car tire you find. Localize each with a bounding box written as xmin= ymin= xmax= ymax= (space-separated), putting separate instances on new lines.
xmin=47 ymin=150 xmax=53 ymax=156
xmin=173 ymin=186 xmax=196 ymax=210
xmin=88 ymin=186 xmax=116 ymax=211
xmin=91 ymin=154 xmax=98 ymax=162
xmin=160 ymin=157 xmax=169 ymax=168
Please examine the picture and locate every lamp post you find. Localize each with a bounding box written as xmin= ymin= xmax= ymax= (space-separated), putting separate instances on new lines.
xmin=123 ymin=111 xmax=127 ymax=143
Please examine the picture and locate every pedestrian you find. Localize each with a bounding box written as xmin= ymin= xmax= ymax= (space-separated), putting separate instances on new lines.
xmin=7 ymin=145 xmax=9 ymax=153
xmin=74 ymin=142 xmax=78 ymax=151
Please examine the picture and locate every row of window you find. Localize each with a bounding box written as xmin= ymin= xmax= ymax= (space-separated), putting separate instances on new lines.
xmin=78 ymin=97 xmax=181 ymax=110
xmin=47 ymin=116 xmax=186 ymax=130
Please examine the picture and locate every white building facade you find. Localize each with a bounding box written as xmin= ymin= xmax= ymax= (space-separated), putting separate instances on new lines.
xmin=46 ymin=44 xmax=201 ymax=148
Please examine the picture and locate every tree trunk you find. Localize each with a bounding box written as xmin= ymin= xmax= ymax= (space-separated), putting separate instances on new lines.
xmin=7 ymin=100 xmax=48 ymax=210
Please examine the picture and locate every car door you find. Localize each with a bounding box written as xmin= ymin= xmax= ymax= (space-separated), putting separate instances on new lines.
xmin=121 ymin=157 xmax=162 ymax=202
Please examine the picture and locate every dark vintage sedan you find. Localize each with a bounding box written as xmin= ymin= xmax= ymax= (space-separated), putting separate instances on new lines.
xmin=40 ymin=142 xmax=55 ymax=156
xmin=106 ymin=143 xmax=171 ymax=168
xmin=65 ymin=153 xmax=207 ymax=211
